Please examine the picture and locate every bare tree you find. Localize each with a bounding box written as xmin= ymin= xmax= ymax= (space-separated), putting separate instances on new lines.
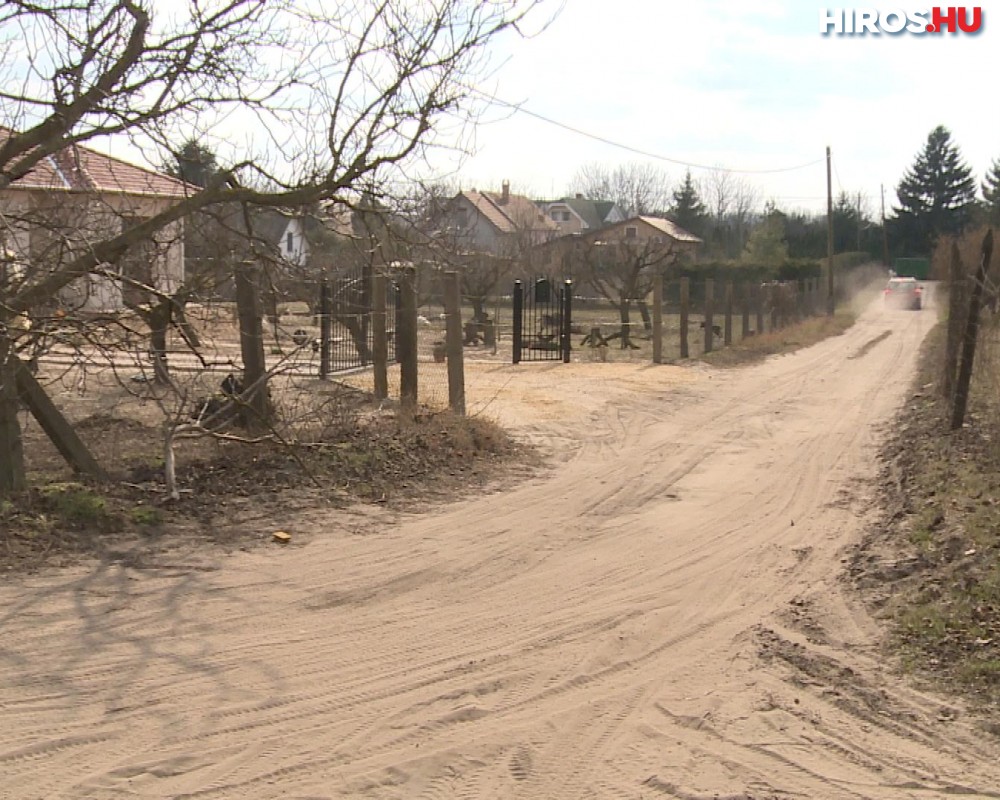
xmin=418 ymin=182 xmax=551 ymax=322
xmin=703 ymin=169 xmax=760 ymax=258
xmin=576 ymin=238 xmax=678 ymax=348
xmin=705 ymin=169 xmax=734 ymax=222
xmin=569 ymin=161 xmax=672 ymax=215
xmin=0 ymin=0 xmax=543 ymax=494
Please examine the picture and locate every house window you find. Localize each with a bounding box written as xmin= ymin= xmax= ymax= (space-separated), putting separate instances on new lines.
xmin=551 ymin=211 xmax=560 ymax=221
xmin=286 ymin=232 xmax=294 ymax=252
xmin=625 ymin=226 xmax=638 ymax=239
xmin=562 ymin=211 xmax=571 ymax=221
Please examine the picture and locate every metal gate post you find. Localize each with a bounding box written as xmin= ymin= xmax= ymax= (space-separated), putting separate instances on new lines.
xmin=371 ymin=272 xmax=388 ymax=401
xmin=561 ymin=279 xmax=572 ymax=364
xmin=319 ymin=278 xmax=331 ymax=379
xmin=512 ymin=280 xmax=523 ymax=364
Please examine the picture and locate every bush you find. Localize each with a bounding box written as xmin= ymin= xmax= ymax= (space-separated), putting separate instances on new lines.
xmin=38 ymin=483 xmax=120 ymax=528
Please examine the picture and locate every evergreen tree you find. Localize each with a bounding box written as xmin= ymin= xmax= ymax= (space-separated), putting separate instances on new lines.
xmin=669 ymin=170 xmax=708 ymax=238
xmin=742 ymin=204 xmax=788 ymax=266
xmin=167 ymin=139 xmax=219 ymax=188
xmin=891 ymin=125 xmax=976 ymax=254
xmin=833 ymin=191 xmax=862 ymax=253
xmin=983 ymin=158 xmax=1000 ymax=224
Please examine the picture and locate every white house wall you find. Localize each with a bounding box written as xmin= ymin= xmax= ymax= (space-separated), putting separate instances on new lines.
xmin=0 ymin=189 xmax=185 ymax=313
xmin=278 ymin=218 xmax=309 ymax=267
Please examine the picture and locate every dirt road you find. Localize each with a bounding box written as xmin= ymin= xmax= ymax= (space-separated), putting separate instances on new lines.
xmin=5 ymin=288 xmax=1000 ymax=799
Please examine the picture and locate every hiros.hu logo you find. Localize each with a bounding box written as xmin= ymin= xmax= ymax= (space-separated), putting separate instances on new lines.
xmin=820 ymin=7 xmax=984 ymax=35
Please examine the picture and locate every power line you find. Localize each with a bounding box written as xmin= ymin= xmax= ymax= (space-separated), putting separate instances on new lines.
xmin=471 ymin=88 xmax=826 ymax=175
xmin=833 ymin=160 xmax=846 ymax=196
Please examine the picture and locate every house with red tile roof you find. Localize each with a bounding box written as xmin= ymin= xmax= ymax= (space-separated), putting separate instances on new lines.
xmin=535 ymin=214 xmax=702 ymax=275
xmin=438 ymin=182 xmax=559 ymax=258
xmin=0 ymin=132 xmax=191 ymax=312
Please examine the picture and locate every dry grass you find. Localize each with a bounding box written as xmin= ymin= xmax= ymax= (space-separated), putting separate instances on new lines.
xmin=3 ymin=362 xmax=524 ymax=573
xmin=700 ymin=311 xmax=856 ymax=367
xmin=854 ymin=320 xmax=1000 ymax=713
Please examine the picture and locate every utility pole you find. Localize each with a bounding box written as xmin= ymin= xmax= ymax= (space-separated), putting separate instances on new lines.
xmin=856 ymin=191 xmax=862 ymax=252
xmin=826 ymin=146 xmax=834 ymax=315
xmin=880 ymin=184 xmax=890 ymax=267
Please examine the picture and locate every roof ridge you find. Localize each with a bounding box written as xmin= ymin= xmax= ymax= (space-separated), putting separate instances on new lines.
xmin=1 ymin=126 xmax=190 ymax=194
xmin=74 ymin=139 xmax=190 ymax=192
xmin=480 ymin=190 xmax=518 ymax=229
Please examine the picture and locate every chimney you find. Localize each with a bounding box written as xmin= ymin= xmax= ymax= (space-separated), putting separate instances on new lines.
xmin=500 ymin=180 xmax=510 ymax=204
xmin=575 ymin=193 xmax=583 ymax=200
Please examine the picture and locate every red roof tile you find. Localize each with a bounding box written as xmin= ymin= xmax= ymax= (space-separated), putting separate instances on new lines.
xmin=2 ymin=130 xmax=190 ymax=198
xmin=460 ymin=189 xmax=557 ymax=234
xmin=636 ymin=216 xmax=702 ymax=243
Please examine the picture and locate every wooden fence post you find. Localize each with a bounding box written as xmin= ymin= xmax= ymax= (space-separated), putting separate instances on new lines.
xmin=371 ymin=273 xmax=388 ymax=401
xmin=652 ymin=273 xmax=663 ymax=364
xmin=0 ymin=345 xmax=25 ymax=493
xmin=943 ymin=242 xmax=964 ymax=400
xmin=13 ymin=357 xmax=106 ymax=481
xmin=398 ymin=266 xmax=418 ymax=411
xmin=724 ymin=281 xmax=733 ymax=346
xmin=444 ymin=271 xmax=465 ymax=414
xmin=394 ymin=283 xmax=403 ymax=364
xmin=755 ymin=283 xmax=765 ymax=335
xmin=704 ymin=278 xmax=715 ymax=354
xmin=741 ymin=282 xmax=751 ymax=339
xmin=234 ymin=261 xmax=271 ymax=428
xmin=951 ymin=230 xmax=994 ymax=430
xmin=680 ymin=277 xmax=690 ymax=359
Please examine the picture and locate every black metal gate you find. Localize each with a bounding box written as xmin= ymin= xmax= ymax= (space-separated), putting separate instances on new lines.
xmin=317 ymin=267 xmax=397 ymax=375
xmin=512 ymin=277 xmax=572 ymax=363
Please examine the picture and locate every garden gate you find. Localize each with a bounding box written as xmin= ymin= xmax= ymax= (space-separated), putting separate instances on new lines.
xmin=512 ymin=277 xmax=572 ymax=364
xmin=317 ymin=266 xmax=397 ymax=375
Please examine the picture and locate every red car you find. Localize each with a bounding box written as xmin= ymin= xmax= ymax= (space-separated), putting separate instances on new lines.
xmin=884 ymin=277 xmax=923 ymax=310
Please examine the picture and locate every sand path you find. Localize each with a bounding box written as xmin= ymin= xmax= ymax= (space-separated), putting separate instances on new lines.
xmin=5 ymin=286 xmax=1000 ymax=799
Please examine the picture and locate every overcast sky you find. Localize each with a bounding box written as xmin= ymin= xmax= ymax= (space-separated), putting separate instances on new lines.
xmin=434 ymin=0 xmax=999 ymax=217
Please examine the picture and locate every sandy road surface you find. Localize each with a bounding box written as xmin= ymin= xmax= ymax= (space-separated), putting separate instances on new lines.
xmin=5 ymin=287 xmax=1000 ymax=799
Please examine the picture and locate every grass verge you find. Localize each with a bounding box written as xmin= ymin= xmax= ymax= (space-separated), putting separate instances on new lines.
xmin=853 ymin=321 xmax=1000 ymax=716
xmin=701 ymin=310 xmax=856 ymax=367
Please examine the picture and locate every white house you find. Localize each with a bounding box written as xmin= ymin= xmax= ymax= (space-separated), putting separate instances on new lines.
xmin=0 ymin=131 xmax=190 ymax=313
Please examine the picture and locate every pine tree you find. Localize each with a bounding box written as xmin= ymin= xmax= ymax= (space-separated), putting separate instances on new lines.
xmin=167 ymin=139 xmax=219 ymax=188
xmin=983 ymin=158 xmax=1000 ymax=224
xmin=670 ymin=170 xmax=708 ymax=238
xmin=892 ymin=125 xmax=976 ymax=254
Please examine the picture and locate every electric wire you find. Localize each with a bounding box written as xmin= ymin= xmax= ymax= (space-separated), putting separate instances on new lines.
xmin=471 ymin=87 xmax=826 ymax=176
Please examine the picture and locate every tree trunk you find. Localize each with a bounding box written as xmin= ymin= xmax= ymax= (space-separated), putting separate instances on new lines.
xmin=164 ymin=423 xmax=180 ymax=501
xmin=171 ymin=292 xmax=201 ymax=349
xmin=618 ymin=299 xmax=631 ymax=349
xmin=637 ymin=300 xmax=652 ymax=333
xmin=471 ymin=297 xmax=486 ymax=323
xmin=340 ymin=316 xmax=373 ymax=365
xmin=234 ymin=262 xmax=272 ymax=430
xmin=149 ymin=299 xmax=171 ymax=385
xmin=0 ymin=338 xmax=26 ymax=494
